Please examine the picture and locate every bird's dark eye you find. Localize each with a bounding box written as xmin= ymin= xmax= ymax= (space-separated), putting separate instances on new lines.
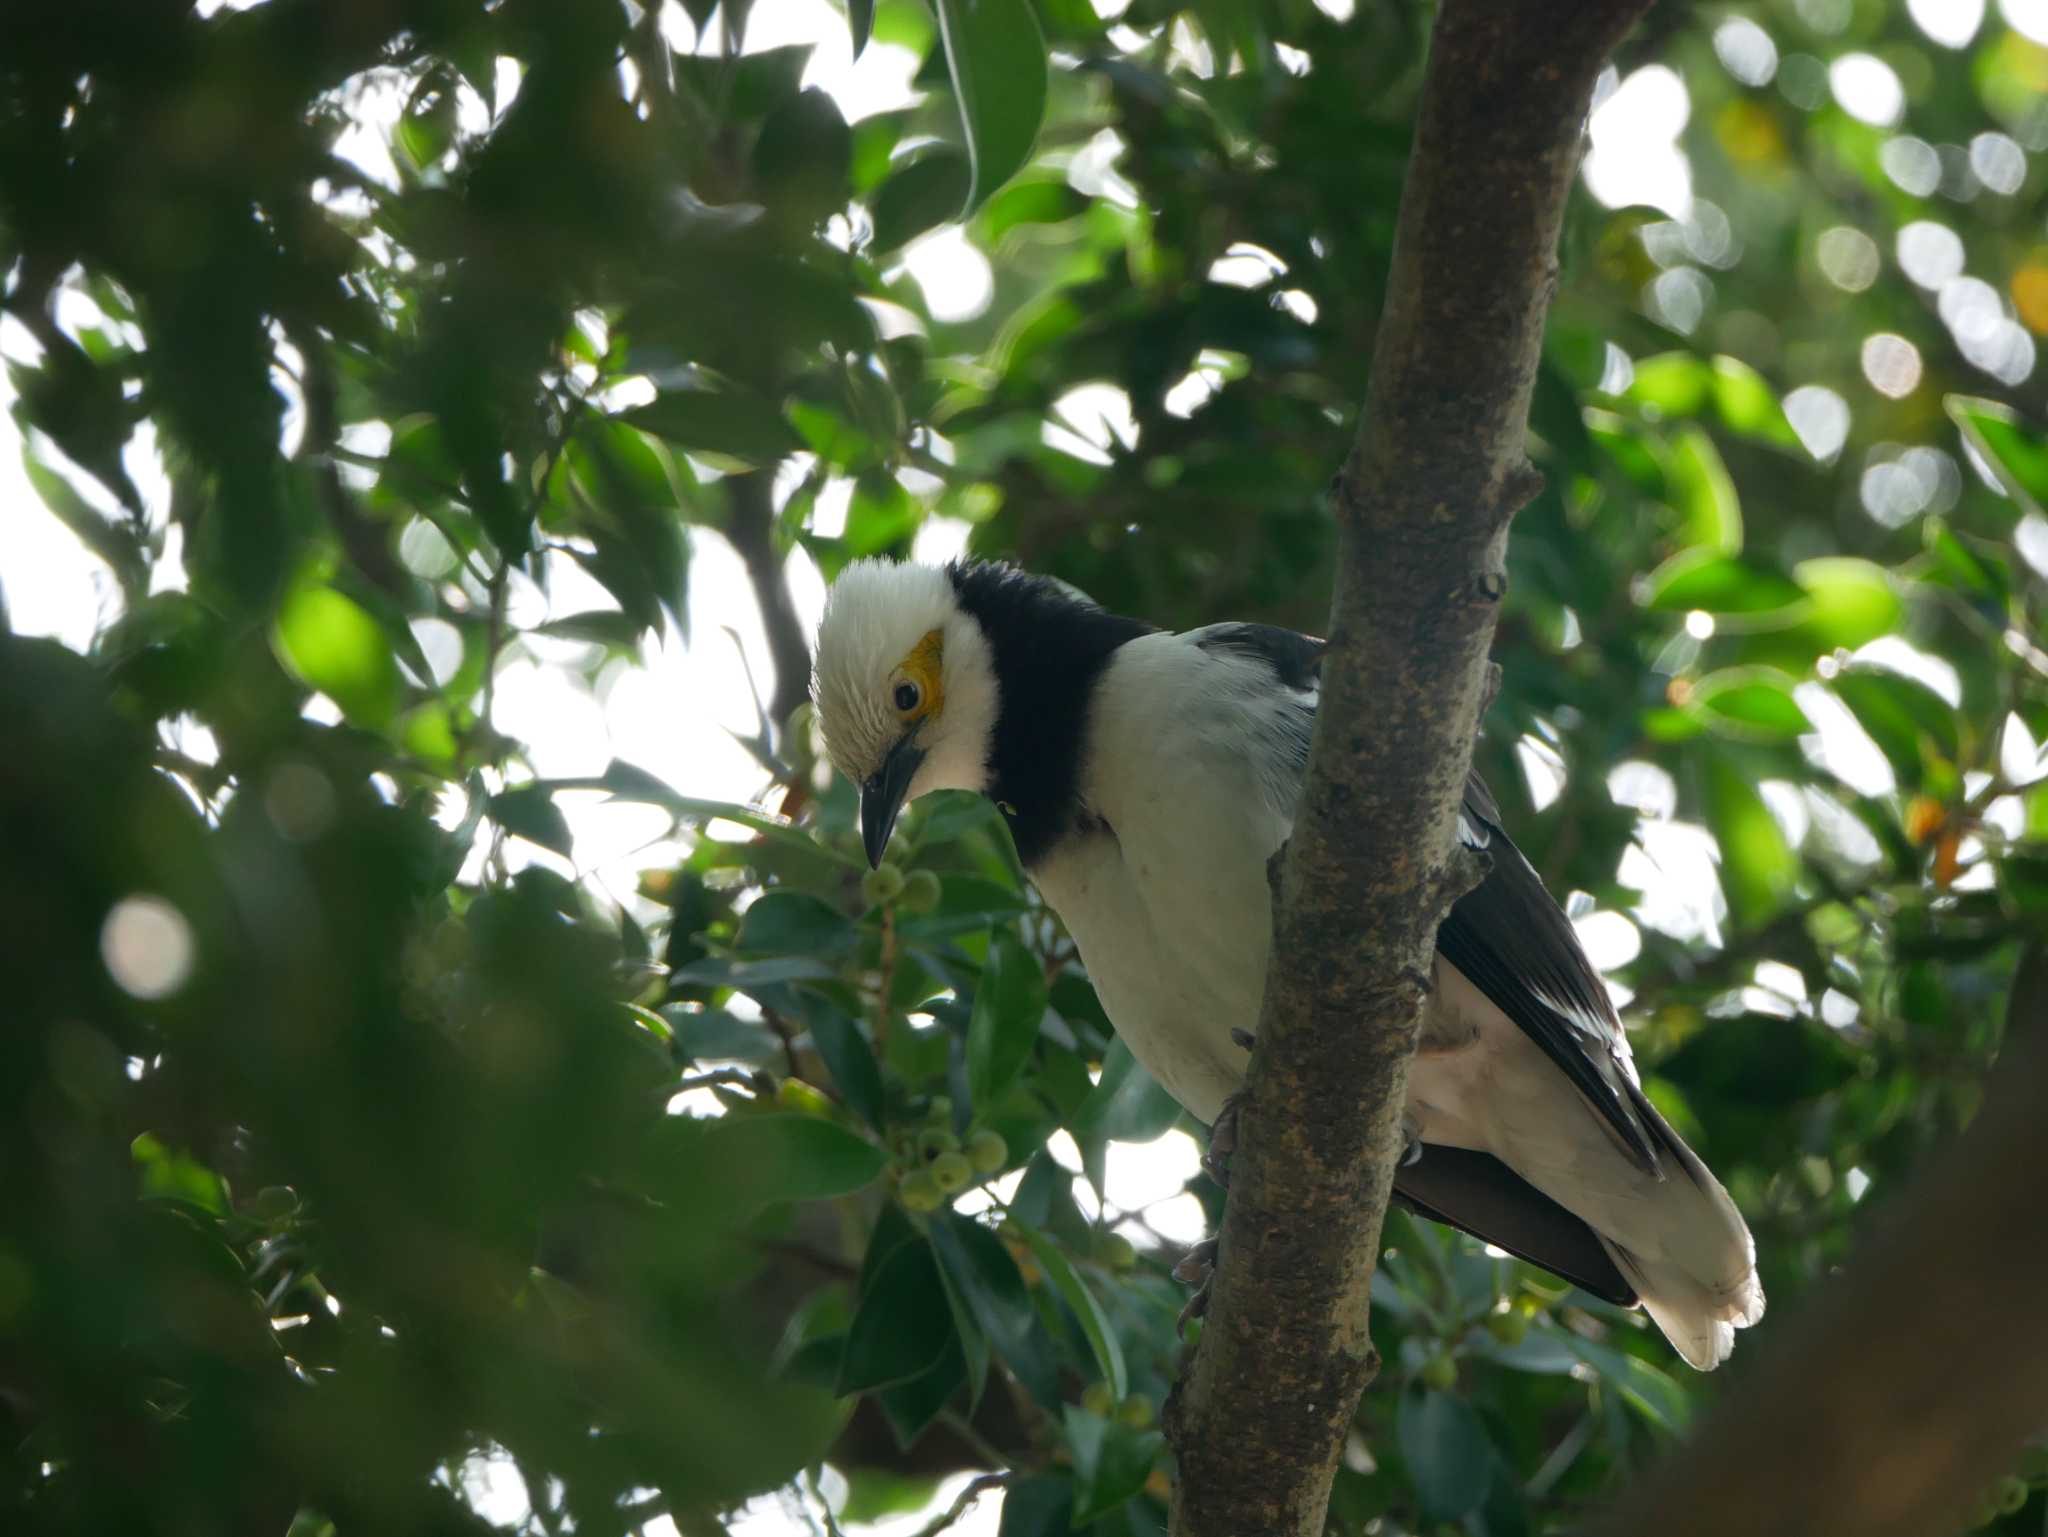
xmin=893 ymin=680 xmax=921 ymax=712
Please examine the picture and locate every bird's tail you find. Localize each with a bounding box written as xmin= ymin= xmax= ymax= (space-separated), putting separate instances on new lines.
xmin=1598 ymin=1086 xmax=1764 ymax=1371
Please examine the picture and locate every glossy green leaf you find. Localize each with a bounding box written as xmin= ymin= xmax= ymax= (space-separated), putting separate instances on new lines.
xmin=839 ymin=1230 xmax=956 ymax=1393
xmin=1012 ymin=1220 xmax=1125 ymax=1399
xmin=1669 ymin=426 xmax=1742 ymax=553
xmin=930 ymin=1213 xmax=1062 ymax=1407
xmin=967 ymin=930 xmax=1047 ymax=1108
xmin=1701 ymin=753 xmax=1797 ymax=928
xmin=1948 ymin=394 xmax=2048 ymax=513
xmin=1710 ymin=356 xmax=1800 ymax=449
xmin=807 ymin=1007 xmax=887 ymax=1130
xmin=1792 ymin=557 xmax=1901 ymax=649
xmin=1639 ymin=548 xmax=1805 ymax=615
xmin=272 ymin=583 xmax=402 ymax=728
xmin=1398 ymin=1389 xmax=1493 ymax=1523
xmin=1064 ymin=1406 xmax=1162 ymax=1523
xmin=1563 ymin=1337 xmax=1693 ymax=1431
xmin=1627 ymin=352 xmax=1709 ymax=417
xmin=736 ymin=890 xmax=858 ymax=956
xmin=933 ymin=0 xmax=1048 ymax=211
xmin=1692 ymin=667 xmax=1812 ymax=741
xmin=1832 ymin=666 xmax=1959 ymax=789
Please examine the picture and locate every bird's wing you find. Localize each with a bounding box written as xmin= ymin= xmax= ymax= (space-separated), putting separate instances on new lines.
xmin=1440 ymin=779 xmax=1661 ymax=1171
xmin=1189 ymin=622 xmax=1658 ymax=1171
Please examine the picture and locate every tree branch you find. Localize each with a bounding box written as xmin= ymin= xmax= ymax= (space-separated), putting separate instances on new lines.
xmin=1162 ymin=4 xmax=1653 ymax=1533
xmin=725 ymin=469 xmax=813 ymax=735
xmin=1580 ymin=941 xmax=2048 ymax=1537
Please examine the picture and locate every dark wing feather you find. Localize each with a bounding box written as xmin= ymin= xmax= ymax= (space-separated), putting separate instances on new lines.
xmin=1438 ymin=775 xmax=1660 ymax=1170
xmin=1392 ymin=1147 xmax=1637 ymax=1305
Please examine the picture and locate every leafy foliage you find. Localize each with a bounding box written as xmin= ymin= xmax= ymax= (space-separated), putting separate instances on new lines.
xmin=3 ymin=0 xmax=2047 ymax=1534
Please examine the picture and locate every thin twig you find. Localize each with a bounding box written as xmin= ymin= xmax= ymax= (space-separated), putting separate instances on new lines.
xmin=907 ymin=1474 xmax=1009 ymax=1537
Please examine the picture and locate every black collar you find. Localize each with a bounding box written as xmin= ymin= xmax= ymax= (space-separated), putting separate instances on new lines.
xmin=946 ymin=562 xmax=1153 ymax=866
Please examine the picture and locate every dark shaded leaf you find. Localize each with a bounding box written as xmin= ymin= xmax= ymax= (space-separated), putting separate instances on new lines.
xmin=1398 ymin=1388 xmax=1493 ymax=1523
xmin=967 ymin=930 xmax=1047 ymax=1107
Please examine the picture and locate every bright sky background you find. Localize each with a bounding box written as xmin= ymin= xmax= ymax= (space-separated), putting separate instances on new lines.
xmin=3 ymin=0 xmax=2030 ymax=1530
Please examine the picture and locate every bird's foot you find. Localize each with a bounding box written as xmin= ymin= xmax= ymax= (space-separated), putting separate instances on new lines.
xmin=1173 ymin=1238 xmax=1219 ymax=1337
xmin=1202 ymin=1091 xmax=1243 ymax=1188
xmin=1400 ymin=1115 xmax=1424 ymax=1168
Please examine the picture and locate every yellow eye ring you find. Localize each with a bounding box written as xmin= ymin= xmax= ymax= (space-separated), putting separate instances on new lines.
xmin=890 ymin=628 xmax=945 ymax=723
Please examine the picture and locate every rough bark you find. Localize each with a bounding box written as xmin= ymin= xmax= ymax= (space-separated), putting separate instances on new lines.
xmin=1162 ymin=4 xmax=1653 ymax=1534
xmin=1580 ymin=943 xmax=2048 ymax=1537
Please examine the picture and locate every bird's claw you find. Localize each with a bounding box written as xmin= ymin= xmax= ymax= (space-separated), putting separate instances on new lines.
xmin=1230 ymin=1028 xmax=1255 ymax=1052
xmin=1400 ymin=1117 xmax=1424 ymax=1168
xmin=1202 ymin=1091 xmax=1244 ymax=1188
xmin=1173 ymin=1238 xmax=1219 ymax=1337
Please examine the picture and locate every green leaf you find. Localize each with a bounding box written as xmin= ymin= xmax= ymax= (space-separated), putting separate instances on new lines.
xmin=622 ymin=389 xmax=803 ymax=467
xmin=930 ymin=1213 xmax=1061 ymax=1407
xmin=995 ymin=1474 xmax=1076 ymax=1537
xmin=701 ymin=1113 xmax=887 ymax=1209
xmin=663 ymin=1005 xmax=779 ymax=1064
xmin=1639 ymin=548 xmax=1806 ymax=616
xmin=1063 ymin=1406 xmax=1162 ymax=1523
xmin=1012 ymin=1220 xmax=1125 ymax=1399
xmin=736 ymin=890 xmax=858 ymax=957
xmin=1691 ymin=667 xmax=1812 ymax=741
xmin=870 ymin=150 xmax=974 ymax=255
xmin=1669 ymin=426 xmax=1742 ymax=553
xmin=848 ymin=0 xmax=876 ymax=55
xmin=1709 ymin=356 xmax=1800 ymax=449
xmin=967 ymin=931 xmax=1047 ymax=1108
xmin=839 ymin=1230 xmax=957 ymax=1393
xmin=1947 ymin=394 xmax=2048 ymax=513
xmin=807 ymin=1007 xmax=887 ymax=1130
xmin=272 ymin=582 xmax=403 ymax=728
xmin=1792 ymin=557 xmax=1901 ymax=649
xmin=488 ymin=784 xmax=575 ymax=858
xmin=933 ymin=0 xmax=1048 ymax=211
xmin=1397 ymin=1389 xmax=1493 ymax=1523
xmin=533 ymin=609 xmax=647 ymax=648
xmin=1067 ymin=1038 xmax=1183 ymax=1189
xmin=1832 ymin=665 xmax=1959 ymax=789
xmin=1701 ymin=753 xmax=1796 ymax=928
xmin=1562 ymin=1337 xmax=1693 ymax=1431
xmin=1626 ymin=352 xmax=1710 ymax=417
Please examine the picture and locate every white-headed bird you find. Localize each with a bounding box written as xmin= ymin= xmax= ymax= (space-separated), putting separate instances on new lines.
xmin=811 ymin=558 xmax=1763 ymax=1368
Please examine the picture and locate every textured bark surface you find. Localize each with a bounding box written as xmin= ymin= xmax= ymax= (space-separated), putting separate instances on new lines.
xmin=1162 ymin=4 xmax=1654 ymax=1533
xmin=1580 ymin=944 xmax=2048 ymax=1537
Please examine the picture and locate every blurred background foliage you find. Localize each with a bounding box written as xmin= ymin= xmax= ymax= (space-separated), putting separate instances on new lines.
xmin=4 ymin=0 xmax=2048 ymax=1534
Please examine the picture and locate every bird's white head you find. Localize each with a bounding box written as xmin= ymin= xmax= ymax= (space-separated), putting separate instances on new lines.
xmin=811 ymin=559 xmax=999 ymax=866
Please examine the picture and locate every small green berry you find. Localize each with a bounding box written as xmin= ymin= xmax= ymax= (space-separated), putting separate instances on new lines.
xmin=919 ymin=1127 xmax=961 ymax=1159
xmin=1421 ymin=1353 xmax=1458 ymax=1392
xmin=930 ymin=1151 xmax=974 ymax=1193
xmin=899 ymin=1169 xmax=944 ymax=1213
xmin=1485 ymin=1309 xmax=1528 ymax=1346
xmin=1098 ymin=1233 xmax=1138 ymax=1271
xmin=924 ymin=1095 xmax=954 ymax=1125
xmin=1080 ymin=1382 xmax=1116 ymax=1417
xmin=897 ymin=869 xmax=943 ymax=913
xmin=1117 ymin=1394 xmax=1155 ymax=1430
xmin=861 ymin=863 xmax=905 ymax=906
xmin=967 ymin=1128 xmax=1009 ymax=1174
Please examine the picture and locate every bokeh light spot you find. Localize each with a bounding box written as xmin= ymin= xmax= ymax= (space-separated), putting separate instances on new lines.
xmin=101 ymin=896 xmax=194 ymax=1001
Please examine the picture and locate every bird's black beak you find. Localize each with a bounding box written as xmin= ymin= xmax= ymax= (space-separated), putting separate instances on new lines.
xmin=860 ymin=736 xmax=927 ymax=868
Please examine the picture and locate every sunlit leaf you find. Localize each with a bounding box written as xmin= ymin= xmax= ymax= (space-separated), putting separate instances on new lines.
xmin=1691 ymin=666 xmax=1812 ymax=741
xmin=1640 ymin=548 xmax=1805 ymax=615
xmin=1947 ymin=394 xmax=2048 ymax=513
xmin=1710 ymin=356 xmax=1801 ymax=450
xmin=1669 ymin=426 xmax=1742 ymax=553
xmin=1627 ymin=352 xmax=1710 ymax=417
xmin=1792 ymin=557 xmax=1901 ymax=649
xmin=272 ymin=582 xmax=403 ymax=728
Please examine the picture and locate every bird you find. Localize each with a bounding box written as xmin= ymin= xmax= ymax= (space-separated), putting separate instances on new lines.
xmin=810 ymin=558 xmax=1764 ymax=1370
